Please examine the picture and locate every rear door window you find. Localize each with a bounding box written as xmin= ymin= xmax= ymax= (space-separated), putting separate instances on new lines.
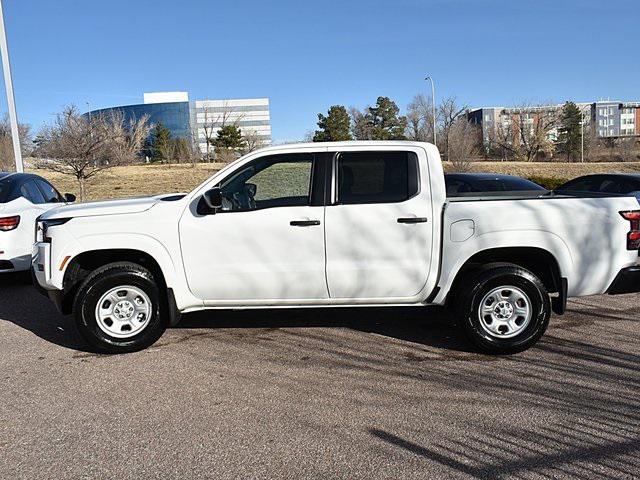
xmin=20 ymin=180 xmax=46 ymax=204
xmin=336 ymin=151 xmax=419 ymax=204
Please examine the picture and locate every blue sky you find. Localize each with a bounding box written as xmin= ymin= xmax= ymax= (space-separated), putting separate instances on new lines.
xmin=1 ymin=0 xmax=638 ymax=142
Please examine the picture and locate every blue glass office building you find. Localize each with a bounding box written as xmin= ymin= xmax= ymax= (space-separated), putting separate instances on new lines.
xmin=88 ymin=101 xmax=192 ymax=139
xmin=85 ymin=92 xmax=272 ymax=155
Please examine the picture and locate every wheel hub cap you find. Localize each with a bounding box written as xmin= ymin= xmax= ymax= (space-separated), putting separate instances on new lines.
xmin=494 ymin=301 xmax=514 ymax=319
xmin=478 ymin=286 xmax=532 ymax=339
xmin=95 ymin=285 xmax=152 ymax=339
xmin=114 ymin=301 xmax=135 ymax=320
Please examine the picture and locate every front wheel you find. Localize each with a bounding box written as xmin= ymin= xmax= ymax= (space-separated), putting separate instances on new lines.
xmin=457 ymin=264 xmax=551 ymax=354
xmin=73 ymin=262 xmax=167 ymax=353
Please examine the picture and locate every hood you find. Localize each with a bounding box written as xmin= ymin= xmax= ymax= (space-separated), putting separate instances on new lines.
xmin=40 ymin=193 xmax=185 ymax=220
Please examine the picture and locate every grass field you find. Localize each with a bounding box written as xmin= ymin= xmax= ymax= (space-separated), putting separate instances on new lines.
xmin=29 ymin=160 xmax=640 ymax=202
xmin=31 ymin=163 xmax=225 ymax=201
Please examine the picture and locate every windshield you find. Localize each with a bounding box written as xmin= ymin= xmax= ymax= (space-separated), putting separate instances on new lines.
xmin=557 ymin=176 xmax=640 ymax=195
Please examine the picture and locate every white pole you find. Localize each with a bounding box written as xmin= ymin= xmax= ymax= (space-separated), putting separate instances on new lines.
xmin=425 ymin=76 xmax=436 ymax=145
xmin=0 ymin=0 xmax=22 ymax=172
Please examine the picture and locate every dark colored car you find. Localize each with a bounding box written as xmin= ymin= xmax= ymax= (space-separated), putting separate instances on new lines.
xmin=0 ymin=172 xmax=73 ymax=204
xmin=556 ymin=174 xmax=640 ymax=202
xmin=445 ymin=173 xmax=547 ymax=197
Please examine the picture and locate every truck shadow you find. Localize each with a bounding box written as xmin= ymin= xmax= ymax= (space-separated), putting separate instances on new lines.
xmin=0 ymin=273 xmax=471 ymax=353
xmin=177 ymin=305 xmax=472 ymax=353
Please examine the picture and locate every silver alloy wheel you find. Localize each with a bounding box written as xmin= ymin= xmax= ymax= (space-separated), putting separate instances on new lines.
xmin=478 ymin=286 xmax=532 ymax=339
xmin=95 ymin=285 xmax=152 ymax=339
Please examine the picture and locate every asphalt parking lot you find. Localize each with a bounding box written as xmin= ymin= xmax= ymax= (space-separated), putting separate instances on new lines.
xmin=1 ymin=272 xmax=639 ymax=479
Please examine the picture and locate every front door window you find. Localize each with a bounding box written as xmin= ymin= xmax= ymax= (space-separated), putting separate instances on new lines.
xmin=219 ymin=154 xmax=313 ymax=211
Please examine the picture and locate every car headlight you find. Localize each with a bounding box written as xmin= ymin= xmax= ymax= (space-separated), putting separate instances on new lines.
xmin=36 ymin=218 xmax=71 ymax=243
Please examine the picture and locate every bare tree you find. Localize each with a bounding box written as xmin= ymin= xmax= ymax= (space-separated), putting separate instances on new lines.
xmin=171 ymin=137 xmax=193 ymax=164
xmin=405 ymin=94 xmax=434 ymax=142
xmin=200 ymin=101 xmax=244 ymax=162
xmin=200 ymin=106 xmax=217 ymax=162
xmin=242 ymin=130 xmax=266 ymax=153
xmin=582 ymin=123 xmax=602 ymax=162
xmin=487 ymin=104 xmax=558 ymax=161
xmin=618 ymin=137 xmax=638 ymax=162
xmin=447 ymin=119 xmax=480 ymax=172
xmin=0 ymin=115 xmax=31 ymax=171
xmin=303 ymin=130 xmax=315 ymax=142
xmin=438 ymin=97 xmax=467 ymax=161
xmin=34 ymin=106 xmax=150 ymax=200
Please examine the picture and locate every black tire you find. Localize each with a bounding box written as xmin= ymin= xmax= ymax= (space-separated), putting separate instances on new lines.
xmin=456 ymin=263 xmax=551 ymax=354
xmin=73 ymin=262 xmax=167 ymax=353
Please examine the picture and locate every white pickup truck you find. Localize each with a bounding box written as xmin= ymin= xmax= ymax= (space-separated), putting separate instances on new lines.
xmin=33 ymin=141 xmax=640 ymax=354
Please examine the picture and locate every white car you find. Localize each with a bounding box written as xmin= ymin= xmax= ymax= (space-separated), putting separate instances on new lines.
xmin=33 ymin=141 xmax=640 ymax=354
xmin=0 ymin=172 xmax=74 ymax=272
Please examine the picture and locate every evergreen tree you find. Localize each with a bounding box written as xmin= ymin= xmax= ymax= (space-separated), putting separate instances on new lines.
xmin=557 ymin=102 xmax=582 ymax=161
xmin=212 ymin=124 xmax=245 ymax=150
xmin=150 ymin=122 xmax=172 ymax=163
xmin=212 ymin=124 xmax=245 ymax=162
xmin=367 ymin=96 xmax=407 ymax=140
xmin=313 ymin=105 xmax=352 ymax=142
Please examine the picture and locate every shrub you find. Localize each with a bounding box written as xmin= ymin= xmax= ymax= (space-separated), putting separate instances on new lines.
xmin=527 ymin=175 xmax=569 ymax=190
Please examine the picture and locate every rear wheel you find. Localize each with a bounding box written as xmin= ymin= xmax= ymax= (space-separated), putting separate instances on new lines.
xmin=73 ymin=262 xmax=167 ymax=353
xmin=457 ymin=264 xmax=550 ymax=354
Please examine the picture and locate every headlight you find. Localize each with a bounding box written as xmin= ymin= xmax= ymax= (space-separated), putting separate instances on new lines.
xmin=36 ymin=218 xmax=71 ymax=243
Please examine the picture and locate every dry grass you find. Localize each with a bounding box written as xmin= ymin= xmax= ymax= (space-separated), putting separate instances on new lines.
xmin=30 ymin=163 xmax=226 ymax=201
xmin=28 ymin=160 xmax=640 ymax=202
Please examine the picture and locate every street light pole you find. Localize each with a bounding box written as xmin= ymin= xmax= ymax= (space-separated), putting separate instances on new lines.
xmin=0 ymin=0 xmax=23 ymax=173
xmin=424 ymin=75 xmax=436 ymax=145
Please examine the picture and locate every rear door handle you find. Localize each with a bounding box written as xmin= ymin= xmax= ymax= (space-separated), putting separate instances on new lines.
xmin=397 ymin=217 xmax=428 ymax=224
xmin=290 ymin=220 xmax=321 ymax=227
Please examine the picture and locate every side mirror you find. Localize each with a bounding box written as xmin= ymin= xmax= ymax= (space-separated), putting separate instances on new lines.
xmin=202 ymin=187 xmax=223 ymax=212
xmin=63 ymin=193 xmax=76 ymax=203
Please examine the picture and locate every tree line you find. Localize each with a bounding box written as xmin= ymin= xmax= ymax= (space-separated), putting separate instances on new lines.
xmin=147 ymin=119 xmax=262 ymax=165
xmin=309 ymin=95 xmax=480 ymax=170
xmin=0 ymin=96 xmax=638 ymax=201
xmin=311 ymin=96 xmax=639 ymax=168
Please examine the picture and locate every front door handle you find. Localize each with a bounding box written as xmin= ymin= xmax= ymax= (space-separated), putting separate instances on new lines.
xmin=397 ymin=217 xmax=428 ymax=224
xmin=290 ymin=220 xmax=321 ymax=227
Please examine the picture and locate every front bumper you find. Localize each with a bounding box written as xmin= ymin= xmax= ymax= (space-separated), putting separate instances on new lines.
xmin=607 ymin=266 xmax=640 ymax=295
xmin=32 ymin=242 xmax=53 ymax=289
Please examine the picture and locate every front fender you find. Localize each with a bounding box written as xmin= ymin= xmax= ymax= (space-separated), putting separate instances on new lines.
xmin=77 ymin=233 xmax=180 ymax=285
xmin=47 ymin=232 xmax=179 ymax=294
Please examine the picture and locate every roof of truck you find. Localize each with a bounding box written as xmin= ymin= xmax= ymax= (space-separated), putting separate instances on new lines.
xmin=251 ymin=140 xmax=436 ymax=155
